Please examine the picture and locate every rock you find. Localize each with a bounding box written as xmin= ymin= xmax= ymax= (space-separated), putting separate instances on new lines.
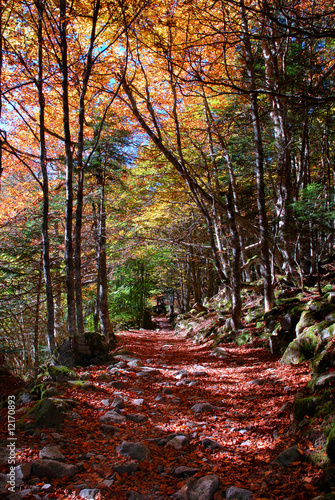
xmin=113 ymin=461 xmax=139 ymax=474
xmin=112 ymin=396 xmax=125 ymax=410
xmin=226 ymin=486 xmax=253 ymax=499
xmin=15 ymin=463 xmax=32 ymax=482
xmin=116 ymin=441 xmax=150 ymax=461
xmin=31 ymin=459 xmax=77 ymax=479
xmin=188 ymin=474 xmax=219 ymax=500
xmin=175 ymin=369 xmax=189 ymax=379
xmin=136 ymin=368 xmax=161 ymax=377
xmin=79 ymin=488 xmax=101 ymax=499
xmin=319 ymin=467 xmax=335 ymax=493
xmin=201 ymin=438 xmax=223 ymax=450
xmin=55 ymin=332 xmax=112 ymax=368
xmin=100 ymin=424 xmax=119 ymax=435
xmin=166 ymin=435 xmax=188 ymax=450
xmin=48 ymin=365 xmax=79 ymax=382
xmin=126 ymin=413 xmax=147 ymax=423
xmin=132 ymin=398 xmax=145 ymax=406
xmin=39 ymin=445 xmax=65 ymax=462
xmin=210 ymin=347 xmax=227 ymax=358
xmin=273 ymin=445 xmax=303 ymax=466
xmin=98 ymin=410 xmax=126 ymax=424
xmin=20 ymin=398 xmax=64 ymax=431
xmin=174 ymin=466 xmax=200 ymax=478
xmin=127 ymin=359 xmax=144 ymax=368
xmin=190 ymin=403 xmax=216 ymax=413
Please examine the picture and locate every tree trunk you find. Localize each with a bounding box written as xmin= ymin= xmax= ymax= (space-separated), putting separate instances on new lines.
xmin=59 ymin=0 xmax=77 ymax=339
xmin=226 ymin=183 xmax=242 ymax=329
xmin=97 ymin=181 xmax=114 ymax=346
xmin=74 ymin=0 xmax=101 ymax=337
xmin=240 ymin=0 xmax=274 ymax=312
xmin=36 ymin=0 xmax=56 ymax=354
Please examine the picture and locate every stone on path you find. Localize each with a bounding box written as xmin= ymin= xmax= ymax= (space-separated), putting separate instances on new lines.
xmin=190 ymin=402 xmax=217 ymax=413
xmin=39 ymin=445 xmax=65 ymax=462
xmin=174 ymin=466 xmax=200 ymax=478
xmin=226 ymin=486 xmax=253 ymax=500
xmin=201 ymin=438 xmax=223 ymax=450
xmin=98 ymin=410 xmax=126 ymax=424
xmin=273 ymin=445 xmax=303 ymax=466
xmin=113 ymin=461 xmax=139 ymax=474
xmin=31 ymin=459 xmax=77 ymax=479
xmin=188 ymin=475 xmax=219 ymax=500
xmin=116 ymin=441 xmax=150 ymax=461
xmin=79 ymin=488 xmax=101 ymax=499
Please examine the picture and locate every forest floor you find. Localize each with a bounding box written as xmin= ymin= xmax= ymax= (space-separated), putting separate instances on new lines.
xmin=1 ymin=319 xmax=325 ymax=499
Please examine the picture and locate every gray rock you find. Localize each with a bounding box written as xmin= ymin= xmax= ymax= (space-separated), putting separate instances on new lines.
xmin=126 ymin=413 xmax=147 ymax=423
xmin=113 ymin=461 xmax=139 ymax=474
xmin=79 ymin=488 xmax=101 ymax=499
xmin=191 ymin=403 xmax=216 ymax=413
xmin=132 ymin=398 xmax=144 ymax=406
xmin=15 ymin=463 xmax=32 ymax=482
xmin=112 ymin=396 xmax=125 ymax=410
xmin=166 ymin=435 xmax=188 ymax=450
xmin=174 ymin=466 xmax=200 ymax=478
xmin=210 ymin=347 xmax=227 ymax=358
xmin=98 ymin=410 xmax=126 ymax=424
xmin=188 ymin=474 xmax=220 ymax=500
xmin=31 ymin=459 xmax=77 ymax=479
xmin=201 ymin=438 xmax=223 ymax=450
xmin=127 ymin=359 xmax=144 ymax=368
xmin=39 ymin=445 xmax=65 ymax=462
xmin=175 ymin=369 xmax=189 ymax=379
xmin=226 ymin=486 xmax=253 ymax=500
xmin=116 ymin=441 xmax=150 ymax=462
xmin=21 ymin=398 xmax=64 ymax=430
xmin=273 ymin=445 xmax=303 ymax=466
xmin=100 ymin=424 xmax=119 ymax=435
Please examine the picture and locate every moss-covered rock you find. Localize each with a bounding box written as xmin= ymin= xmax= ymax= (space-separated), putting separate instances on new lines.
xmin=327 ymin=424 xmax=335 ymax=463
xmin=282 ymin=328 xmax=319 ymax=364
xmin=293 ymin=396 xmax=320 ymax=421
xmin=18 ymin=398 xmax=64 ymax=431
xmin=48 ymin=365 xmax=79 ymax=382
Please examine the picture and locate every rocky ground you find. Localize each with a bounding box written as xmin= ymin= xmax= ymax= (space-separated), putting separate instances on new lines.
xmin=0 ymin=318 xmax=329 ymax=499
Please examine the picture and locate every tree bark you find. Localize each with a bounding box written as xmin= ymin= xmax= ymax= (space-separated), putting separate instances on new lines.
xmin=240 ymin=0 xmax=274 ymax=312
xmin=36 ymin=0 xmax=56 ymax=353
xmin=59 ymin=0 xmax=77 ymax=339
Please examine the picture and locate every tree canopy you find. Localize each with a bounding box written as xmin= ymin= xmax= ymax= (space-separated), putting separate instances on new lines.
xmin=1 ymin=0 xmax=335 ymax=374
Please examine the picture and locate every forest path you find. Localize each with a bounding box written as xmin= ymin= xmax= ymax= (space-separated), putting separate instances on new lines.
xmin=12 ymin=325 xmax=322 ymax=499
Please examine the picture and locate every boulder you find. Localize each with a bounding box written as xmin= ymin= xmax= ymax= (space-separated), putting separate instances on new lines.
xmin=39 ymin=445 xmax=65 ymax=462
xmin=55 ymin=332 xmax=112 ymax=368
xmin=226 ymin=486 xmax=253 ymax=500
xmin=273 ymin=445 xmax=303 ymax=466
xmin=190 ymin=403 xmax=217 ymax=413
xmin=187 ymin=475 xmax=219 ymax=500
xmin=116 ymin=441 xmax=150 ymax=462
xmin=19 ymin=398 xmax=64 ymax=431
xmin=98 ymin=410 xmax=126 ymax=424
xmin=31 ymin=459 xmax=77 ymax=479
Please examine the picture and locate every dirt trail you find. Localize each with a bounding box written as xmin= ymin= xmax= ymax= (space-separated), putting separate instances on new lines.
xmin=7 ymin=325 xmax=323 ymax=499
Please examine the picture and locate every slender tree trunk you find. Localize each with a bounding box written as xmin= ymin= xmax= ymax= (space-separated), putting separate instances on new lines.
xmin=226 ymin=183 xmax=242 ymax=329
xmin=240 ymin=0 xmax=274 ymax=312
xmin=97 ymin=181 xmax=115 ymax=346
xmin=74 ymin=0 xmax=101 ymax=337
xmin=59 ymin=0 xmax=77 ymax=339
xmin=34 ymin=253 xmax=43 ymax=372
xmin=36 ymin=0 xmax=56 ymax=353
